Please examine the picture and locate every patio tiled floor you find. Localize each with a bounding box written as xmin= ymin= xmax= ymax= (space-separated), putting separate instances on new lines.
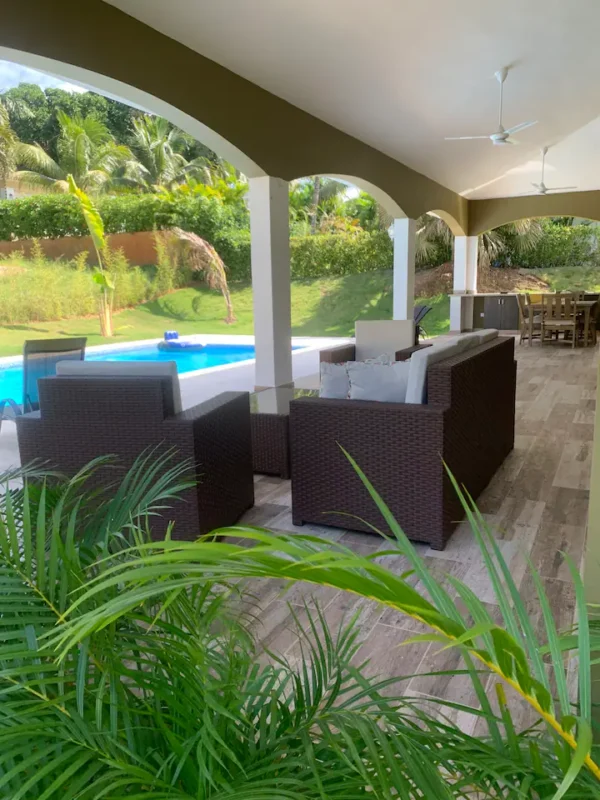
xmin=238 ymin=339 xmax=597 ymax=731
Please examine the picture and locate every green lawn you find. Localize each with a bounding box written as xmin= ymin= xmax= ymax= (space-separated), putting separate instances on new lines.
xmin=526 ymin=265 xmax=600 ymax=292
xmin=0 ymin=270 xmax=449 ymax=357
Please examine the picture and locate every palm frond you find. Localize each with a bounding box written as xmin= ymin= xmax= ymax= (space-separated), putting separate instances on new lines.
xmin=3 ymin=451 xmax=600 ymax=797
xmin=14 ymin=143 xmax=64 ymax=181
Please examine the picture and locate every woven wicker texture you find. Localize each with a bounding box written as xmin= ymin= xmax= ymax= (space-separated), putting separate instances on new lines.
xmin=291 ymin=337 xmax=516 ymax=550
xmin=251 ymin=414 xmax=290 ymax=478
xmin=16 ymin=377 xmax=254 ymax=540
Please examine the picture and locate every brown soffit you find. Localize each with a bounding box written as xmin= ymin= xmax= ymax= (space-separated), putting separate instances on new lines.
xmin=5 ymin=0 xmax=600 ymax=235
xmin=469 ymin=190 xmax=600 ymax=235
xmin=1 ymin=0 xmax=469 ymax=232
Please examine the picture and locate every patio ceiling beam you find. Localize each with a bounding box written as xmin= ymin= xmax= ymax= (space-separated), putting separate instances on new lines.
xmin=469 ymin=190 xmax=600 ymax=235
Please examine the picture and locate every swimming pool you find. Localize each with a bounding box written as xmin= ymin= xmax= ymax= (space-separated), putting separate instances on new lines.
xmin=0 ymin=341 xmax=297 ymax=401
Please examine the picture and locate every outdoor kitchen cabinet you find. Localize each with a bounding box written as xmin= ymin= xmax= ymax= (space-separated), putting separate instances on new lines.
xmin=473 ymin=294 xmax=519 ymax=331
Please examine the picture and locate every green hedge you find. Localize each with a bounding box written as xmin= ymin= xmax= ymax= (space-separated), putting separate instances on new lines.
xmin=0 ymin=194 xmax=245 ymax=239
xmin=0 ymin=194 xmax=397 ymax=281
xmin=290 ymin=231 xmax=392 ymax=278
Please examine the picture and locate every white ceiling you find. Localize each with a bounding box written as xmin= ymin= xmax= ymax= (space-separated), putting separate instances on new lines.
xmin=104 ymin=0 xmax=600 ymax=200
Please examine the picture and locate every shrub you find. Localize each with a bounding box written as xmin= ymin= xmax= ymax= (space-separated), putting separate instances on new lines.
xmin=506 ymin=222 xmax=600 ymax=268
xmin=0 ymin=195 xmax=397 ymax=283
xmin=0 ymin=258 xmax=154 ymax=324
xmin=290 ymin=230 xmax=392 ymax=279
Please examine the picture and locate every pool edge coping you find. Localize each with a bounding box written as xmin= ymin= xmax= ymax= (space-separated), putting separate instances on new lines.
xmin=0 ymin=335 xmax=351 ymax=381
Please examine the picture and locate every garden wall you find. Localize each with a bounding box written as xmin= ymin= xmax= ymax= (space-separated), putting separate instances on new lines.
xmin=0 ymin=231 xmax=157 ymax=266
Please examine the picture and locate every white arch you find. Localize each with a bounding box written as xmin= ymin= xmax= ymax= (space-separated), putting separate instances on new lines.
xmin=0 ymin=46 xmax=266 ymax=179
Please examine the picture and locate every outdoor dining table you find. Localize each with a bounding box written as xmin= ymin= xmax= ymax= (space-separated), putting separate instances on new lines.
xmin=527 ymin=296 xmax=596 ymax=347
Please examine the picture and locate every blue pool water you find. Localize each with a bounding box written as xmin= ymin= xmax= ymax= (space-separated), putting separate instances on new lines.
xmin=0 ymin=342 xmax=289 ymax=401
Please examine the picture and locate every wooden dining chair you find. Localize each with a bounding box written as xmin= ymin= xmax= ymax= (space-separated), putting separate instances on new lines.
xmin=541 ymin=293 xmax=577 ymax=348
xmin=517 ymin=294 xmax=541 ymax=346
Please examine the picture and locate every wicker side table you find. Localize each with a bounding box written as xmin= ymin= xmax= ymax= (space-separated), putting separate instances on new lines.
xmin=250 ymin=388 xmax=318 ymax=479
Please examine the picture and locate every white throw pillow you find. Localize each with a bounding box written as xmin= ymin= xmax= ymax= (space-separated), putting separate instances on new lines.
xmin=347 ymin=361 xmax=410 ymax=403
xmin=320 ymin=362 xmax=350 ymax=399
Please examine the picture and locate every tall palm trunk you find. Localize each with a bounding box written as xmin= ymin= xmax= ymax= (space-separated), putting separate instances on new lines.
xmin=310 ymin=176 xmax=321 ymax=234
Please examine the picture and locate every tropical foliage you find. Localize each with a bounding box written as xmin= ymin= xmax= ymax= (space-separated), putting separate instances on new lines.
xmin=1 ymin=80 xmax=598 ymax=285
xmin=14 ymin=111 xmax=133 ymax=193
xmin=1 ymin=451 xmax=598 ymax=798
xmin=0 ymin=103 xmax=18 ymax=179
xmin=1 ymin=83 xmax=141 ymax=160
xmin=68 ymin=175 xmax=115 ymax=336
xmin=154 ymin=227 xmax=235 ymax=322
xmin=123 ymin=115 xmax=207 ymax=191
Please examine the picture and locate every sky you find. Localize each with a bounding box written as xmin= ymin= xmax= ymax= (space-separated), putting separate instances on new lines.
xmin=0 ymin=60 xmax=85 ymax=93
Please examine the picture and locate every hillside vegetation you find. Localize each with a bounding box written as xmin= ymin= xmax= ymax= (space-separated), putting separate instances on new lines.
xmin=0 ymin=270 xmax=448 ymax=356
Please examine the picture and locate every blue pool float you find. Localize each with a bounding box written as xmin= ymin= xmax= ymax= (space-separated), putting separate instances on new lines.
xmin=158 ymin=331 xmax=205 ymax=352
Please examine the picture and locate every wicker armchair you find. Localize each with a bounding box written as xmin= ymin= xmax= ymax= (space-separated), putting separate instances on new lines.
xmin=291 ymin=337 xmax=516 ymax=550
xmin=16 ymin=375 xmax=254 ymax=539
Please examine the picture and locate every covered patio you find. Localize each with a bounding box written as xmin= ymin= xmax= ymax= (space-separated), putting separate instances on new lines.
xmin=3 ymin=1 xmax=600 ymax=792
xmin=242 ymin=339 xmax=597 ymax=727
xmin=5 ymin=0 xmax=600 ymax=389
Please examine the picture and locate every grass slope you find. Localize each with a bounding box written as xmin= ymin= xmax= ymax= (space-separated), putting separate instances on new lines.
xmin=0 ymin=271 xmax=449 ymax=357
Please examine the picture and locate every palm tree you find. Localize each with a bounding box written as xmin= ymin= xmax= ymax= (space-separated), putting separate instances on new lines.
xmin=13 ymin=110 xmax=132 ymax=193
xmin=478 ymin=217 xmax=544 ymax=269
xmin=68 ymin=175 xmax=115 ymax=336
xmin=0 ymin=103 xmax=17 ymax=180
xmin=155 ymin=227 xmax=236 ymax=323
xmin=124 ymin=114 xmax=189 ymax=190
xmin=289 ymin=177 xmax=349 ymax=234
xmin=415 ymin=214 xmax=544 ymax=276
xmin=125 ymin=115 xmax=239 ymax=191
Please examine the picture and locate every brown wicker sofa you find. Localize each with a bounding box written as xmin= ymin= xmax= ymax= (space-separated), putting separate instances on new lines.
xmin=291 ymin=336 xmax=516 ymax=550
xmin=320 ymin=342 xmax=430 ymax=364
xmin=15 ymin=375 xmax=254 ymax=539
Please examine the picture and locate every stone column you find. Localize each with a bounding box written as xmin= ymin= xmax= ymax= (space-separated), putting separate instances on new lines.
xmin=249 ymin=176 xmax=292 ymax=388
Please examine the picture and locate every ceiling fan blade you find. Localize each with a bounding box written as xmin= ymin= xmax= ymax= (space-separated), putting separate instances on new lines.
xmin=547 ymin=186 xmax=578 ymax=192
xmin=504 ymin=120 xmax=538 ymax=135
xmin=444 ymin=135 xmax=490 ymax=140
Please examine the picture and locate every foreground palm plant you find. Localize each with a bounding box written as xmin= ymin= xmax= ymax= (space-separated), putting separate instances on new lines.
xmin=2 ymin=453 xmax=599 ymax=797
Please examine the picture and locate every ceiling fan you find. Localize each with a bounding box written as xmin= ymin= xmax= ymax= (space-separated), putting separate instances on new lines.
xmin=445 ymin=67 xmax=537 ymax=146
xmin=528 ymin=146 xmax=577 ymax=195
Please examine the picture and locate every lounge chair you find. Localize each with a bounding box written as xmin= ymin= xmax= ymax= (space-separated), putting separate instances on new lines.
xmin=0 ymin=338 xmax=86 ymax=433
xmin=15 ymin=361 xmax=254 ymax=538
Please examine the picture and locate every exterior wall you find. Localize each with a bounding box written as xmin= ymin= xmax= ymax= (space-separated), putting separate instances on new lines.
xmin=1 ymin=179 xmax=46 ymax=198
xmin=0 ymin=231 xmax=157 ymax=266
